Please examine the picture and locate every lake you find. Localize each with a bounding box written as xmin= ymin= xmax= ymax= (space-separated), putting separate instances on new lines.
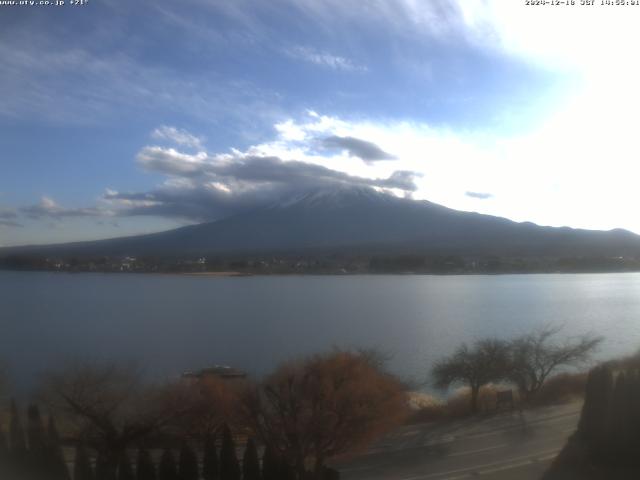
xmin=2 ymin=271 xmax=640 ymax=393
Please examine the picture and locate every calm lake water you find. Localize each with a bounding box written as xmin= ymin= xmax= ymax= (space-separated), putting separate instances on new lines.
xmin=2 ymin=271 xmax=640 ymax=392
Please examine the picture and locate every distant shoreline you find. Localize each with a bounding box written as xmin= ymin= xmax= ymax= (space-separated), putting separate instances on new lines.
xmin=4 ymin=251 xmax=640 ymax=277
xmin=2 ymin=268 xmax=640 ymax=277
xmin=181 ymin=271 xmax=252 ymax=277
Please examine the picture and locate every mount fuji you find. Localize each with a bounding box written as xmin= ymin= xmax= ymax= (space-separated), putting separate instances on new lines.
xmin=3 ymin=187 xmax=640 ymax=259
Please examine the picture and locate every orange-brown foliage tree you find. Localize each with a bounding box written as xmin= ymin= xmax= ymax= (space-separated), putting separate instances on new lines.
xmin=243 ymin=350 xmax=407 ymax=478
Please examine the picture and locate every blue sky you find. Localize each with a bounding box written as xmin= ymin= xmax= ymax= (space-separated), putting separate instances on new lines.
xmin=1 ymin=0 xmax=639 ymax=246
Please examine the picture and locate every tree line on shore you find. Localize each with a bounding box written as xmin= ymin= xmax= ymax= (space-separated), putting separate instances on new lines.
xmin=0 ymin=349 xmax=406 ymax=480
xmin=431 ymin=326 xmax=602 ymax=412
xmin=0 ymin=402 xmax=68 ymax=480
xmin=4 ymin=252 xmax=639 ymax=275
xmin=0 ymin=403 xmax=315 ymax=480
xmin=0 ymin=327 xmax=603 ymax=479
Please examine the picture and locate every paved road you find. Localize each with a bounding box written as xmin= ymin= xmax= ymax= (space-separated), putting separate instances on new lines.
xmin=335 ymin=402 xmax=582 ymax=480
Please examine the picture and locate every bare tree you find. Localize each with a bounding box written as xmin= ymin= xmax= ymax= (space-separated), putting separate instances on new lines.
xmin=432 ymin=339 xmax=510 ymax=413
xmin=40 ymin=362 xmax=196 ymax=476
xmin=508 ymin=325 xmax=602 ymax=402
xmin=243 ymin=350 xmax=407 ymax=478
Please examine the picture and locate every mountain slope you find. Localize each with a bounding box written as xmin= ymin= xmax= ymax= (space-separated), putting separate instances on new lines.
xmin=3 ymin=187 xmax=640 ymax=258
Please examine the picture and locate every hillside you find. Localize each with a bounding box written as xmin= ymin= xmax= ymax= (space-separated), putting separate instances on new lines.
xmin=2 ymin=187 xmax=640 ymax=261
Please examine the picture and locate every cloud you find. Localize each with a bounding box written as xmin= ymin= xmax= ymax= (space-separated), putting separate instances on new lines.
xmin=97 ymin=220 xmax=121 ymax=228
xmin=105 ymin=147 xmax=419 ymax=221
xmin=151 ymin=126 xmax=205 ymax=150
xmin=8 ymin=113 xmax=431 ymax=228
xmin=384 ymin=171 xmax=421 ymax=191
xmin=137 ymin=148 xmax=412 ymax=188
xmin=322 ymin=135 xmax=396 ymax=163
xmin=9 ymin=100 xmax=640 ymax=236
xmin=0 ymin=220 xmax=22 ymax=228
xmin=0 ymin=207 xmax=21 ymax=227
xmin=136 ymin=147 xmax=209 ymax=176
xmin=0 ymin=28 xmax=281 ymax=128
xmin=0 ymin=208 xmax=17 ymax=219
xmin=92 ymin=117 xmax=423 ymax=222
xmin=21 ymin=197 xmax=110 ymax=219
xmin=105 ymin=184 xmax=274 ymax=221
xmin=465 ymin=191 xmax=492 ymax=200
xmin=285 ymin=46 xmax=367 ymax=72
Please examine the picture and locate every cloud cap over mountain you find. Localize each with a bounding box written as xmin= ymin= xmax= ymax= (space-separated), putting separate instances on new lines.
xmin=322 ymin=135 xmax=396 ymax=163
xmin=105 ymin=146 xmax=419 ymax=221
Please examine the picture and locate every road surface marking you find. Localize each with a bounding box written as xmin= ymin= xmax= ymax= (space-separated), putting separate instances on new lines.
xmin=341 ymin=450 xmax=560 ymax=478
xmin=478 ymin=459 xmax=534 ymax=475
xmin=423 ymin=435 xmax=455 ymax=447
xmin=462 ymin=412 xmax=579 ymax=440
xmin=447 ymin=443 xmax=507 ymax=457
xmin=461 ymin=430 xmax=508 ymax=440
xmin=536 ymin=453 xmax=559 ymax=462
xmin=478 ymin=452 xmax=558 ymax=475
xmin=363 ymin=409 xmax=578 ymax=455
xmin=399 ymin=448 xmax=560 ymax=480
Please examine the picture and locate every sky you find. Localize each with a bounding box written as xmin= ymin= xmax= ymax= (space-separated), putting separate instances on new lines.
xmin=2 ymin=0 xmax=640 ymax=246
